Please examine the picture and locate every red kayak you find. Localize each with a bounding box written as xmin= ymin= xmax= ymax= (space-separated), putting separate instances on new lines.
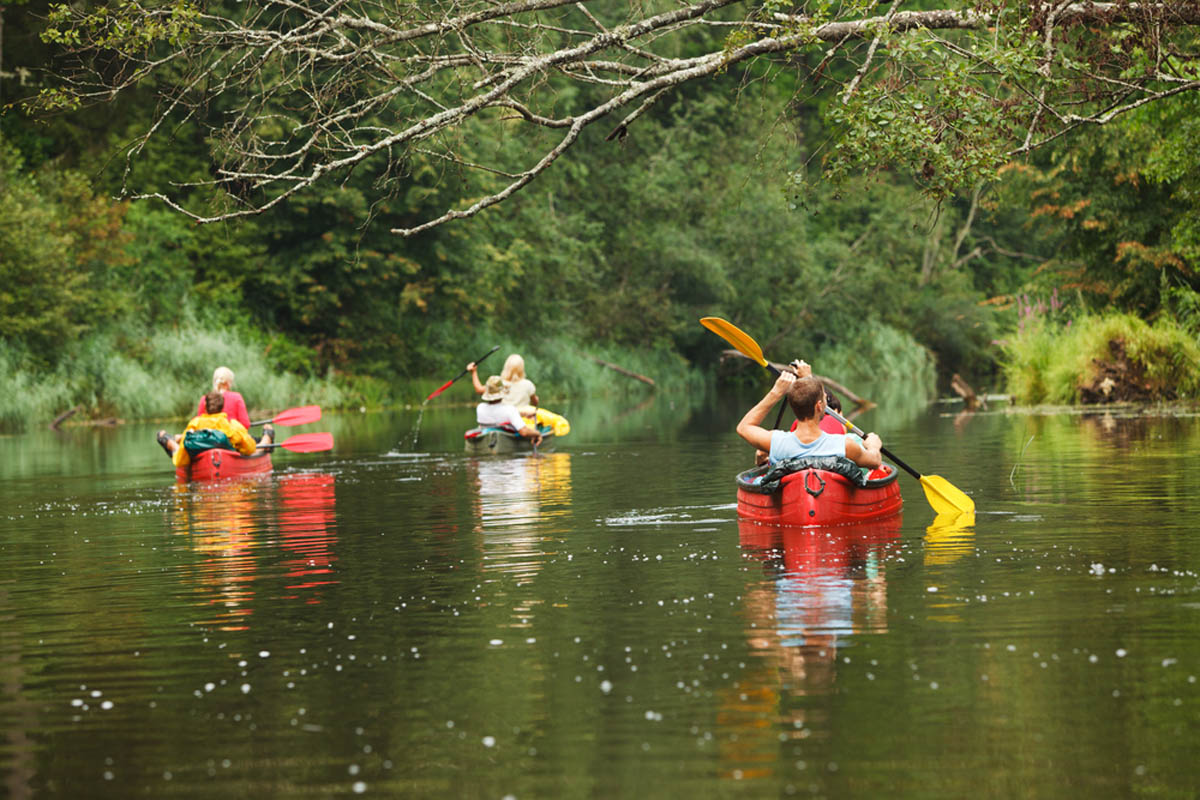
xmin=176 ymin=448 xmax=273 ymax=482
xmin=737 ymin=458 xmax=902 ymax=527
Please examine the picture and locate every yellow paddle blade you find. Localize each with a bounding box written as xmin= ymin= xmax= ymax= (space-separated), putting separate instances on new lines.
xmin=919 ymin=474 xmax=976 ymax=515
xmin=699 ymin=317 xmax=768 ymax=367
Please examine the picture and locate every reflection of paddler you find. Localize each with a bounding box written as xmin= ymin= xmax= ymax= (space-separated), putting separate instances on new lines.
xmin=469 ymin=454 xmax=572 ymax=585
xmin=471 ymin=452 xmax=573 ymax=528
xmin=172 ymin=479 xmax=262 ymax=631
xmin=721 ymin=518 xmax=902 ymax=764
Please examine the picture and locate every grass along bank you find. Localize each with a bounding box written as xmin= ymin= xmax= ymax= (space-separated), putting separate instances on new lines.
xmin=2 ymin=315 xmax=944 ymax=432
xmin=0 ymin=326 xmax=701 ymax=432
xmin=0 ymin=320 xmax=348 ymax=432
xmin=1002 ymin=313 xmax=1200 ymax=405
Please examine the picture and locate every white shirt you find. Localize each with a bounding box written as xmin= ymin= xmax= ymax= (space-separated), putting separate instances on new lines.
xmin=476 ymin=401 xmax=526 ymax=430
xmin=503 ymin=378 xmax=536 ymax=409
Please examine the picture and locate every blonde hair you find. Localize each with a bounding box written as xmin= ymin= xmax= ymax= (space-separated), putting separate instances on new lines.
xmin=212 ymin=366 xmax=235 ymax=392
xmin=500 ymin=354 xmax=525 ymax=382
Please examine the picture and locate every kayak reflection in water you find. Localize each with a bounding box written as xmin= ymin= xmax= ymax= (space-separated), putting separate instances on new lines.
xmin=716 ymin=520 xmax=900 ymax=779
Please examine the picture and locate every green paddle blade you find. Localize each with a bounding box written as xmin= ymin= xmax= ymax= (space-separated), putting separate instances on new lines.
xmin=699 ymin=318 xmax=768 ymax=367
xmin=919 ymin=474 xmax=975 ymax=515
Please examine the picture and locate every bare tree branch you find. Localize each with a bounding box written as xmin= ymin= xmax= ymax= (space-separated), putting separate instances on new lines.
xmin=33 ymin=0 xmax=1200 ymax=234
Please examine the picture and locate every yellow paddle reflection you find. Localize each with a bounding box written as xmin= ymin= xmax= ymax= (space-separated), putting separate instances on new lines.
xmin=923 ymin=509 xmax=976 ymax=624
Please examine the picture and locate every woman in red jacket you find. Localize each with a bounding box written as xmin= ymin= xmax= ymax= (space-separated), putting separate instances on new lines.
xmin=198 ymin=366 xmax=251 ymax=428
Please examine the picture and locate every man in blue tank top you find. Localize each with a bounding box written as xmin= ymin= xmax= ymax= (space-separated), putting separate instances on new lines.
xmin=736 ymin=360 xmax=883 ymax=468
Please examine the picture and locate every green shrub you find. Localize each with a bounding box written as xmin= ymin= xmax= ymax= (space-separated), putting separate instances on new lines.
xmin=1003 ymin=312 xmax=1200 ymax=403
xmin=0 ymin=343 xmax=74 ymax=430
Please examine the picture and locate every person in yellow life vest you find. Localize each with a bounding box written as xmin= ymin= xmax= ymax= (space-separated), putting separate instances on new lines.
xmin=156 ymin=391 xmax=273 ymax=468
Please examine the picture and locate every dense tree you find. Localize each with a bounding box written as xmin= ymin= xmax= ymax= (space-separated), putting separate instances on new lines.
xmin=0 ymin=139 xmax=132 ymax=365
xmin=3 ymin=0 xmax=1194 ymax=407
xmin=995 ymin=91 xmax=1200 ymax=321
xmin=30 ymin=0 xmax=1200 ymax=235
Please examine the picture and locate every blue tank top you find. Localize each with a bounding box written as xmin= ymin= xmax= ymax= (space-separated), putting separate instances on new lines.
xmin=769 ymin=430 xmax=846 ymax=465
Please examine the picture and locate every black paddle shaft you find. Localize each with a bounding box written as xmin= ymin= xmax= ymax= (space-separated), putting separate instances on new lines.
xmin=457 ymin=345 xmax=501 ymax=382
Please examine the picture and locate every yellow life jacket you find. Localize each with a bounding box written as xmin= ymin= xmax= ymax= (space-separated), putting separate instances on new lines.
xmin=172 ymin=412 xmax=258 ymax=467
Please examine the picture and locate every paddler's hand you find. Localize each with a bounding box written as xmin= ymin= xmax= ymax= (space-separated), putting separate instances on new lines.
xmin=532 ymin=432 xmax=543 ymax=446
xmin=790 ymin=359 xmax=813 ymax=378
xmin=771 ymin=370 xmax=796 ymax=395
xmin=467 ymin=362 xmax=477 ymax=372
xmin=863 ymin=432 xmax=882 ymax=449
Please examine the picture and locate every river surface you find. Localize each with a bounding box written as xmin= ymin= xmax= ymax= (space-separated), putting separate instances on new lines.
xmin=3 ymin=391 xmax=1200 ymax=798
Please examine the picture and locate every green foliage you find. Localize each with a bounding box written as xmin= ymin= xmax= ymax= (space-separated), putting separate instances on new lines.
xmin=996 ymin=109 xmax=1198 ymax=318
xmin=827 ymin=78 xmax=1007 ymax=202
xmin=819 ymin=322 xmax=937 ymax=405
xmin=0 ymin=308 xmax=348 ymax=432
xmin=0 ymin=342 xmax=75 ymax=431
xmin=42 ymin=0 xmax=199 ymax=53
xmin=7 ymin=0 xmax=1197 ymax=416
xmin=1126 ymin=93 xmax=1200 ymax=263
xmin=1002 ymin=313 xmax=1200 ymax=404
xmin=0 ymin=138 xmax=133 ymax=365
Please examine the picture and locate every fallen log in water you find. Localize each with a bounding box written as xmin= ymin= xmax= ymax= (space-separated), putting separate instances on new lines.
xmin=50 ymin=406 xmax=82 ymax=430
xmin=581 ymin=353 xmax=655 ymax=386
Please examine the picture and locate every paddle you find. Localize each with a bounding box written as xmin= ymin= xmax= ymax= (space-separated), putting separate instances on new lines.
xmin=250 ymin=405 xmax=322 ymax=427
xmin=259 ymin=432 xmax=334 ymax=453
xmin=699 ymin=316 xmax=975 ymax=515
xmin=426 ymin=345 xmax=501 ymax=401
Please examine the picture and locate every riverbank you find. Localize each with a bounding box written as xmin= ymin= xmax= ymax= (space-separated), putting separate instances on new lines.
xmin=0 ymin=323 xmax=703 ymax=433
xmin=1002 ymin=313 xmax=1200 ymax=405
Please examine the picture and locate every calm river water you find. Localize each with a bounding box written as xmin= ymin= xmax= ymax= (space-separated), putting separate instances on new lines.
xmin=3 ymin=390 xmax=1200 ymax=798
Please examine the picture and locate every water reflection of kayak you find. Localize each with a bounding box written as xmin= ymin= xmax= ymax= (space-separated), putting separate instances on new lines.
xmin=463 ymin=425 xmax=555 ymax=455
xmin=736 ymin=459 xmax=902 ymax=527
xmin=175 ymin=448 xmax=273 ymax=482
xmin=738 ymin=515 xmax=903 ymax=563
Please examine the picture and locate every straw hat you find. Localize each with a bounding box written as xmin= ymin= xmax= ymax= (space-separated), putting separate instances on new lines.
xmin=482 ymin=375 xmax=505 ymax=402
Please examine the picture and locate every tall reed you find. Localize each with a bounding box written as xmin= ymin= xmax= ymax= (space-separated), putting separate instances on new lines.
xmin=1003 ymin=313 xmax=1200 ymax=404
xmin=0 ymin=314 xmax=347 ymax=432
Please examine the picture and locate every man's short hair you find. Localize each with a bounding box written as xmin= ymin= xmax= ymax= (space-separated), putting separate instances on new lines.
xmin=204 ymin=390 xmax=225 ymax=414
xmin=787 ymin=377 xmax=825 ymax=421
